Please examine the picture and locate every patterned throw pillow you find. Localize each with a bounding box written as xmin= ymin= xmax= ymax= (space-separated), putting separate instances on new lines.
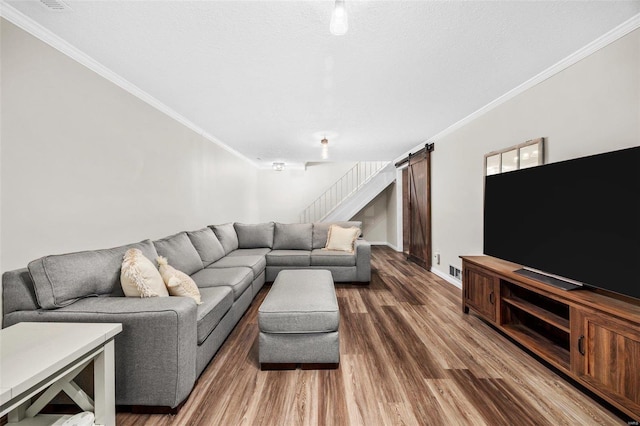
xmin=157 ymin=256 xmax=202 ymax=304
xmin=324 ymin=225 xmax=361 ymax=253
xmin=120 ymin=249 xmax=169 ymax=298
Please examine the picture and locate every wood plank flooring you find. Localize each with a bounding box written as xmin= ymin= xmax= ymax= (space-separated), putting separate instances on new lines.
xmin=117 ymin=247 xmax=627 ymax=425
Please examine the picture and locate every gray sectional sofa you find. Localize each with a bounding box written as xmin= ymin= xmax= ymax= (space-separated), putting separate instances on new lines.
xmin=1 ymin=221 xmax=370 ymax=410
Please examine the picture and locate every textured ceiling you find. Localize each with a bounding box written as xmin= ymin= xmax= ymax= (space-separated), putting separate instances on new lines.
xmin=6 ymin=1 xmax=640 ymax=166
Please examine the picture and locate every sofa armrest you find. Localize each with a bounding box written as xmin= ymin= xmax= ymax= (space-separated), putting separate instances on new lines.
xmin=3 ymin=296 xmax=197 ymax=409
xmin=355 ymin=239 xmax=371 ymax=282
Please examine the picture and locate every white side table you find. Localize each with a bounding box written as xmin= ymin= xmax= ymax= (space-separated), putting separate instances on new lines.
xmin=0 ymin=322 xmax=122 ymax=426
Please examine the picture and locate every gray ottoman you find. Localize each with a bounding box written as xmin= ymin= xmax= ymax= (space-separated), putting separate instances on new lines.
xmin=258 ymin=269 xmax=339 ymax=370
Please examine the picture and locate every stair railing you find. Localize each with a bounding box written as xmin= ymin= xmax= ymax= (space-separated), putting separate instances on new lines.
xmin=299 ymin=161 xmax=389 ymax=223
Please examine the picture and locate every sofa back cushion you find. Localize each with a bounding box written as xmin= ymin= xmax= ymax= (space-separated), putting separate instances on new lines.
xmin=273 ymin=223 xmax=313 ymax=251
xmin=187 ymin=228 xmax=226 ymax=267
xmin=153 ymin=232 xmax=204 ymax=275
xmin=312 ymin=221 xmax=362 ymax=249
xmin=234 ymin=222 xmax=274 ymax=249
xmin=28 ymin=239 xmax=158 ymax=310
xmin=211 ymin=223 xmax=239 ymax=255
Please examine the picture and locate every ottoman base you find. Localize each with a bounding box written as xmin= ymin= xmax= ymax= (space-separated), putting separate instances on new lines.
xmin=258 ymin=270 xmax=340 ymax=370
xmin=258 ymin=331 xmax=340 ymax=365
xmin=260 ymin=363 xmax=339 ymax=371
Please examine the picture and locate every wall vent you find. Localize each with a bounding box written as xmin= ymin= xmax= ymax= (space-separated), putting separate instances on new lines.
xmin=39 ymin=0 xmax=71 ymax=12
xmin=449 ymin=265 xmax=461 ymax=280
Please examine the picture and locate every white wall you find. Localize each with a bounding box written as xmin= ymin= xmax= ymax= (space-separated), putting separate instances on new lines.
xmin=430 ymin=28 xmax=640 ymax=281
xmin=351 ymin=183 xmax=397 ymax=247
xmin=256 ymin=162 xmax=357 ymax=223
xmin=0 ymin=19 xmax=259 ymax=271
xmin=385 ymin=182 xmax=398 ymax=249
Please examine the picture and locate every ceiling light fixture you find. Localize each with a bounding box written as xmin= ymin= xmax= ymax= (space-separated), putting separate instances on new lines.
xmin=321 ymin=138 xmax=329 ymax=160
xmin=272 ymin=162 xmax=285 ymax=171
xmin=330 ymin=0 xmax=348 ymax=36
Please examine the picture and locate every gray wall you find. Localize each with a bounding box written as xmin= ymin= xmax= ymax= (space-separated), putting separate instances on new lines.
xmin=0 ymin=19 xmax=259 ymax=272
xmin=351 ymin=183 xmax=397 ymax=248
xmin=2 ymin=18 xmax=637 ymax=299
xmin=429 ymin=28 xmax=639 ymax=283
xmin=256 ymin=162 xmax=357 ymax=224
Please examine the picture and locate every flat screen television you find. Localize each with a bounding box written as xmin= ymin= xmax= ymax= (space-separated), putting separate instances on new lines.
xmin=483 ymin=145 xmax=640 ymax=300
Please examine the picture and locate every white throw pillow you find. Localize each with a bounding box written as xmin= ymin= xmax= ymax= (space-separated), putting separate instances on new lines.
xmin=324 ymin=224 xmax=361 ymax=253
xmin=157 ymin=256 xmax=202 ymax=304
xmin=121 ymin=249 xmax=169 ymax=298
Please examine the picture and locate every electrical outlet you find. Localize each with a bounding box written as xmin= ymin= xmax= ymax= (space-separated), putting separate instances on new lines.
xmin=434 ymin=252 xmax=440 ymax=265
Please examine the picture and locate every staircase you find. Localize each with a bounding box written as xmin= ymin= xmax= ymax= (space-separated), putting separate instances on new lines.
xmin=300 ymin=161 xmax=396 ymax=223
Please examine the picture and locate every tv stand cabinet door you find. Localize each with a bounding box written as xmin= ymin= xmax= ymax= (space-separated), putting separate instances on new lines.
xmin=463 ymin=264 xmax=498 ymax=323
xmin=571 ymin=307 xmax=640 ymax=418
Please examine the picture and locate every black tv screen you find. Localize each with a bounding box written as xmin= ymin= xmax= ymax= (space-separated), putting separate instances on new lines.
xmin=484 ymin=146 xmax=640 ymax=300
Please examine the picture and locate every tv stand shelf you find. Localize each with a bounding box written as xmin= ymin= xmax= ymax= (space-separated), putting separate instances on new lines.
xmin=502 ymin=324 xmax=570 ymax=370
xmin=501 ymin=296 xmax=570 ymax=333
xmin=461 ymin=255 xmax=640 ymax=421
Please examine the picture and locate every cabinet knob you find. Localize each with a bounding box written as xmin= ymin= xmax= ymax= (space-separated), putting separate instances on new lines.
xmin=578 ymin=335 xmax=585 ymax=356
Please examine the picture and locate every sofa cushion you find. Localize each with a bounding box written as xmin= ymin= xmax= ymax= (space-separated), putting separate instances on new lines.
xmin=208 ymin=255 xmax=266 ymax=279
xmin=196 ymin=286 xmax=234 ymax=345
xmin=266 ymin=250 xmax=311 ymax=267
xmin=310 ymin=249 xmax=356 ymax=267
xmin=258 ymin=270 xmax=338 ymax=334
xmin=312 ymin=221 xmax=362 ymax=249
xmin=234 ymin=222 xmax=274 ymax=249
xmin=211 ymin=223 xmax=239 ymax=255
xmin=227 ymin=248 xmax=271 ymax=257
xmin=28 ymin=239 xmax=158 ymax=310
xmin=120 ymin=249 xmax=169 ymax=298
xmin=157 ymin=256 xmax=202 ymax=305
xmin=273 ymin=223 xmax=312 ymax=250
xmin=153 ymin=232 xmax=203 ymax=276
xmin=191 ymin=267 xmax=253 ymax=300
xmin=186 ymin=228 xmax=226 ymax=267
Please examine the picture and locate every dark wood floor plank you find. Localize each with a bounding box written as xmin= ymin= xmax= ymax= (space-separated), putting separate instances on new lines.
xmin=115 ymin=247 xmax=625 ymax=425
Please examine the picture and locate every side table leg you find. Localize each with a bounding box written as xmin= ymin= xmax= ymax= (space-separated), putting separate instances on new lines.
xmin=93 ymin=340 xmax=116 ymax=426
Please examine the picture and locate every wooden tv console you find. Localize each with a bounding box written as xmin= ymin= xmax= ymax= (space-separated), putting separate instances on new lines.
xmin=461 ymin=255 xmax=640 ymax=420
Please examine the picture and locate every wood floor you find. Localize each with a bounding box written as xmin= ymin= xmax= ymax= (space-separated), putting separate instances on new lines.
xmin=117 ymin=246 xmax=626 ymax=425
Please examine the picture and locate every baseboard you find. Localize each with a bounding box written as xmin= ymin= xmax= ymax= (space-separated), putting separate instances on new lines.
xmin=368 ymin=242 xmax=401 ymax=251
xmin=430 ymin=267 xmax=462 ymax=289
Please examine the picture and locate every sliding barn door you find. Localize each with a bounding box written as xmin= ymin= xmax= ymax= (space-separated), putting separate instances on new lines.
xmin=405 ymin=150 xmax=432 ymax=269
xmin=402 ymin=167 xmax=410 ymax=255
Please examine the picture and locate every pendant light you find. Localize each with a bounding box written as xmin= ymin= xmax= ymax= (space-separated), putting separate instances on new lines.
xmin=321 ymin=138 xmax=329 ymax=160
xmin=330 ymin=0 xmax=348 ymax=36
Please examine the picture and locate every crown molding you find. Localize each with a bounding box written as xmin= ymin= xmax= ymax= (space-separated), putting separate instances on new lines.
xmin=394 ymin=12 xmax=640 ymax=164
xmin=0 ymin=2 xmax=259 ymax=168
